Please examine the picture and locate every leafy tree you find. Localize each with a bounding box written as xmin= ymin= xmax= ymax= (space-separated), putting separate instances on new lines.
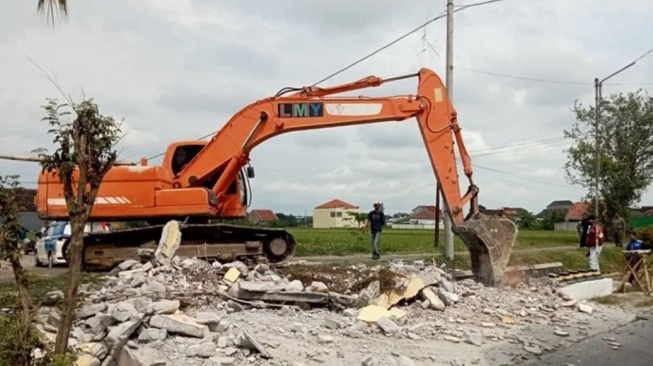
xmin=0 ymin=174 xmax=41 ymax=366
xmin=346 ymin=211 xmax=368 ymax=228
xmin=275 ymin=213 xmax=299 ymax=227
xmin=516 ymin=210 xmax=537 ymax=230
xmin=539 ymin=209 xmax=568 ymax=231
xmin=34 ymin=98 xmax=122 ymax=354
xmin=37 ymin=0 xmax=69 ymax=26
xmin=565 ymin=89 xmax=653 ymax=227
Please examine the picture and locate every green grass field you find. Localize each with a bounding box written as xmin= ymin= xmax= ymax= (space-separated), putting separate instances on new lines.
xmin=287 ymin=228 xmax=580 ymax=256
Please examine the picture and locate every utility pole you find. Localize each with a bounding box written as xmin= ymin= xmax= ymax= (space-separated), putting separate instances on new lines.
xmin=592 ymin=59 xmax=637 ymax=241
xmin=443 ymin=0 xmax=455 ymax=260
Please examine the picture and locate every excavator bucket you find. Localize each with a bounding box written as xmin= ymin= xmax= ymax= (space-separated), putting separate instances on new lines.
xmin=456 ymin=214 xmax=519 ymax=286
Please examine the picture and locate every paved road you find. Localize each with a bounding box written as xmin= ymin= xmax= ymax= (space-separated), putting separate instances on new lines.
xmin=525 ymin=317 xmax=653 ymax=365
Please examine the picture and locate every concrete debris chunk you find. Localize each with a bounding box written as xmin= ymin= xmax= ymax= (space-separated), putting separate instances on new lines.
xmin=74 ymin=354 xmax=100 ymax=366
xmin=464 ymin=331 xmax=483 ymax=346
xmin=153 ymin=220 xmax=182 ymax=265
xmin=77 ymin=303 xmax=108 ymax=320
xmin=236 ymin=329 xmax=272 ymax=359
xmin=390 ymin=355 xmax=417 ymax=366
xmin=222 ymin=261 xmax=249 ymax=276
xmin=377 ymin=317 xmax=401 ymax=335
xmin=138 ymin=328 xmax=167 ymax=342
xmin=284 ymin=280 xmax=304 ymax=292
xmin=111 ymin=302 xmax=138 ymax=323
xmin=577 ymin=303 xmax=593 ymax=315
xmin=195 ymin=312 xmax=221 ymax=325
xmin=147 ymin=300 xmax=180 ymax=315
xmin=150 ymin=314 xmax=209 ymax=338
xmin=420 ymin=287 xmax=446 ymax=311
xmin=308 ymin=281 xmax=329 ymax=293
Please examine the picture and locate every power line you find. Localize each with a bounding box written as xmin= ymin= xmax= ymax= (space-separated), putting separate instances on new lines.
xmin=313 ymin=0 xmax=508 ymax=86
xmin=141 ymin=0 xmax=510 ymax=161
xmin=468 ymin=135 xmax=568 ymax=154
xmin=458 ymin=66 xmax=653 ymax=86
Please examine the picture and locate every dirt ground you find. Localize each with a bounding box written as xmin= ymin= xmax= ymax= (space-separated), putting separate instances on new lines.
xmin=0 ymin=254 xmax=68 ymax=281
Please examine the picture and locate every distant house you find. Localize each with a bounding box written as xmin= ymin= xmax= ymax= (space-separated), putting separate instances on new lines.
xmin=481 ymin=207 xmax=527 ymax=219
xmin=553 ymin=201 xmax=590 ymax=231
xmin=409 ymin=205 xmax=443 ymax=225
xmin=247 ymin=209 xmax=278 ymax=225
xmin=536 ymin=200 xmax=574 ymax=219
xmin=312 ymin=199 xmax=360 ymax=228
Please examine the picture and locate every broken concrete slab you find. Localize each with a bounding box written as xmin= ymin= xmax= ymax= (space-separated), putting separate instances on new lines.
xmin=154 ymin=220 xmax=182 ymax=263
xmin=559 ymin=278 xmax=613 ymax=301
xmin=150 ymin=314 xmax=209 ymax=338
xmin=146 ymin=300 xmax=180 ymax=315
xmin=77 ymin=303 xmax=108 ymax=320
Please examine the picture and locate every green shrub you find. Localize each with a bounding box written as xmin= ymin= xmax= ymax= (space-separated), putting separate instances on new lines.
xmin=637 ymin=226 xmax=653 ymax=244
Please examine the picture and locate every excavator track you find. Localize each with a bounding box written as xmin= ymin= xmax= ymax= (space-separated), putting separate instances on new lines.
xmin=73 ymin=223 xmax=297 ymax=271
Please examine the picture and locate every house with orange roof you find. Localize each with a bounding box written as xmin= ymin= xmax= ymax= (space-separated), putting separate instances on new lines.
xmin=247 ymin=209 xmax=279 ymax=225
xmin=553 ymin=201 xmax=590 ymax=231
xmin=409 ymin=205 xmax=443 ymax=225
xmin=312 ymin=199 xmax=360 ymax=228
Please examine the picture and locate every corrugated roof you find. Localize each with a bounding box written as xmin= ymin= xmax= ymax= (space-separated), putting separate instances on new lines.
xmin=565 ymin=201 xmax=590 ymax=220
xmin=315 ymin=199 xmax=358 ymax=209
xmin=248 ymin=209 xmax=278 ymax=222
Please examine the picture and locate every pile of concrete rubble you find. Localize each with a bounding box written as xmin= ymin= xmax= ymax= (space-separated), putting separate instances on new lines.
xmin=34 ymin=253 xmax=635 ymax=366
xmin=31 ymin=222 xmax=636 ymax=366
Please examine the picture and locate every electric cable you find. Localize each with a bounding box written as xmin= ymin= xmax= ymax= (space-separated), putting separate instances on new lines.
xmin=458 ymin=67 xmax=653 ymax=86
xmin=139 ymin=0 xmax=511 ymax=161
xmin=313 ymin=0 xmax=508 ymax=86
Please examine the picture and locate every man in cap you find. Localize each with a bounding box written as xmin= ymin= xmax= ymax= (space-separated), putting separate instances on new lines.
xmin=363 ymin=201 xmax=386 ymax=260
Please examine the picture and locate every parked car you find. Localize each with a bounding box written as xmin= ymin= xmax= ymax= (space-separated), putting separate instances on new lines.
xmin=34 ymin=221 xmax=111 ymax=268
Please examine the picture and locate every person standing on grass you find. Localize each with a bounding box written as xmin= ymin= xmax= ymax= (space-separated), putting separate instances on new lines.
xmin=577 ymin=213 xmax=591 ymax=248
xmin=612 ymin=215 xmax=625 ymax=247
xmin=363 ymin=201 xmax=385 ymax=260
xmin=586 ymin=214 xmax=604 ymax=272
xmin=577 ymin=213 xmax=591 ymax=257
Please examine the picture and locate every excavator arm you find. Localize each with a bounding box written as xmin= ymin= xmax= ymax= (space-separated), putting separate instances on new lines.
xmin=35 ymin=67 xmax=517 ymax=286
xmin=174 ymin=68 xmax=518 ymax=285
xmin=176 ymin=69 xmax=477 ymax=227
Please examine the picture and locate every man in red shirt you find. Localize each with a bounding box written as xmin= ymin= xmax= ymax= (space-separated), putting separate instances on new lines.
xmin=586 ymin=215 xmax=604 ymax=272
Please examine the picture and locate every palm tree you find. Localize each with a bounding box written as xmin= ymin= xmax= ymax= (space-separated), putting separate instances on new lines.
xmin=37 ymin=0 xmax=69 ymax=25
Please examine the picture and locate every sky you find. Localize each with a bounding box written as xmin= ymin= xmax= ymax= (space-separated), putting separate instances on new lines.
xmin=1 ymin=0 xmax=653 ymax=217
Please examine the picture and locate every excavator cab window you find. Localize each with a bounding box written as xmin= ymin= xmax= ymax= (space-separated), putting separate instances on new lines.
xmin=171 ymin=144 xmax=229 ymax=192
xmin=171 ymin=145 xmax=204 ymax=176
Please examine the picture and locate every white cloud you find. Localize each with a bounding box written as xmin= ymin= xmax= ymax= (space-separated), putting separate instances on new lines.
xmin=1 ymin=0 xmax=653 ymax=217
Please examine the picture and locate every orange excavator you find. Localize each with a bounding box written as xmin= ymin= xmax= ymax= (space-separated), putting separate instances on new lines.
xmin=35 ymin=68 xmax=518 ymax=285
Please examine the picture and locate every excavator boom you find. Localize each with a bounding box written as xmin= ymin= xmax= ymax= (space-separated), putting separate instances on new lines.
xmin=36 ymin=68 xmax=517 ymax=286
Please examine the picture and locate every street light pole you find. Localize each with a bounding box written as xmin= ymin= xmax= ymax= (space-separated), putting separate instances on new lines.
xmin=593 ymin=60 xmax=637 ymax=248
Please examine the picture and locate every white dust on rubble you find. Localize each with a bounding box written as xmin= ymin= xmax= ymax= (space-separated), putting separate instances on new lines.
xmin=31 ymin=255 xmax=638 ymax=366
xmin=30 ymin=220 xmax=637 ymax=366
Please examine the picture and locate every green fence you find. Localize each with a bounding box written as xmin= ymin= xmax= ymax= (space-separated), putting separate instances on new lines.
xmin=629 ymin=216 xmax=653 ymax=229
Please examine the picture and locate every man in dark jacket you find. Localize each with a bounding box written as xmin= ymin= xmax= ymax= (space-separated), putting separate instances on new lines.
xmin=364 ymin=201 xmax=385 ymax=260
xmin=577 ymin=213 xmax=590 ymax=248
